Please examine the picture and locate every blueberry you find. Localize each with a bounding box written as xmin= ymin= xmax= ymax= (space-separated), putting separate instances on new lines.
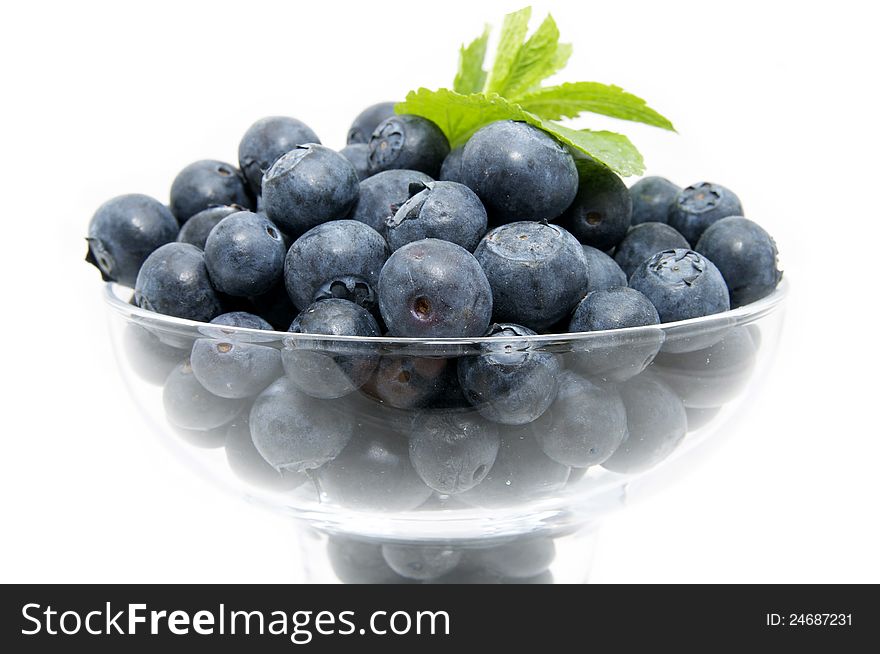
xmin=283 ymin=299 xmax=380 ymax=399
xmin=224 ymin=415 xmax=308 ymax=491
xmin=458 ymin=323 xmax=560 ymax=425
xmin=362 ymin=356 xmax=461 ymax=410
xmin=629 ymin=249 xmax=730 ymax=323
xmin=601 ymin=373 xmax=687 ymax=474
xmin=438 ymin=145 xmax=465 ymax=183
xmin=614 ymin=222 xmax=690 ymax=278
xmin=530 ymin=371 xmax=627 ymax=467
xmin=238 ymin=116 xmax=320 ymax=194
xmin=560 ymin=159 xmax=632 ymax=250
xmin=385 ymin=181 xmax=487 ymax=252
xmin=567 ymin=287 xmax=663 ymax=381
xmin=629 ymin=176 xmax=680 ymax=225
xmin=347 ymin=101 xmax=397 ymax=144
xmin=210 ymin=311 xmax=273 ymax=331
xmin=461 ymin=121 xmax=578 ymax=224
xmin=581 ymin=245 xmax=627 ymax=294
xmin=407 ymin=410 xmax=500 ymax=494
xmin=284 ymin=220 xmax=388 ymax=311
xmin=378 ymin=239 xmax=492 ymax=338
xmin=685 ymin=406 xmax=722 ymax=431
xmin=327 ymin=537 xmax=412 ymax=584
xmin=312 ymin=276 xmax=379 ymax=316
xmin=381 ymin=544 xmax=463 ymax=581
xmin=350 ymin=169 xmax=434 ymax=233
xmin=570 ymin=287 xmax=660 ymax=332
xmin=176 ymin=205 xmax=243 ymax=250
xmin=368 ymin=114 xmax=450 ymax=177
xmin=470 ymin=537 xmax=556 ymax=578
xmin=339 ymin=143 xmax=371 ymax=181
xmin=262 ymin=144 xmax=359 ymax=237
xmin=249 ymin=376 xmax=354 ymax=472
xmin=169 ymin=160 xmax=254 ymax=223
xmin=135 ymin=243 xmax=223 ymax=321
xmin=667 ymin=181 xmax=743 ymax=244
xmin=190 ymin=337 xmax=282 ymax=399
xmin=204 ymin=211 xmax=286 ymax=297
xmin=171 ymin=423 xmax=228 ymax=449
xmin=317 ymin=427 xmax=433 ymax=512
xmin=652 ymin=326 xmax=757 ymax=408
xmin=695 ymin=216 xmax=782 ymax=307
xmin=474 ymin=221 xmax=587 ymax=331
xmin=86 ymin=194 xmax=179 ymax=287
xmin=458 ymin=427 xmax=570 ymax=507
xmin=122 ymin=323 xmax=186 ymax=386
xmin=162 ymin=360 xmax=245 ymax=431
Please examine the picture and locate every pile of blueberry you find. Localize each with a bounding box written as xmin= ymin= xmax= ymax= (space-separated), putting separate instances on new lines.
xmin=88 ymin=103 xmax=781 ymax=512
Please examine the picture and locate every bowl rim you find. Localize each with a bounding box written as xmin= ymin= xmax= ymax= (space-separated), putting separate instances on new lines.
xmin=104 ymin=278 xmax=789 ymax=345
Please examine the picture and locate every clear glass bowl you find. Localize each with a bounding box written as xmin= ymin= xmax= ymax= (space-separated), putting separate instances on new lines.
xmin=104 ymin=281 xmax=787 ymax=582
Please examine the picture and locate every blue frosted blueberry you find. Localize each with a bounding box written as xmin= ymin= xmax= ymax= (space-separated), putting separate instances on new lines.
xmin=470 ymin=537 xmax=556 ymax=579
xmin=284 ymin=220 xmax=388 ymax=311
xmin=614 ymin=221 xmax=690 ymax=278
xmin=190 ymin=337 xmax=282 ymax=399
xmin=474 ymin=221 xmax=587 ymax=331
xmin=629 ymin=176 xmax=680 ymax=225
xmin=350 ymin=169 xmax=433 ymax=234
xmin=238 ymin=116 xmax=320 ymax=194
xmin=458 ymin=427 xmax=570 ymax=507
xmin=283 ymin=299 xmax=380 ymax=399
xmin=224 ymin=415 xmax=308 ymax=491
xmin=378 ymin=239 xmax=492 ymax=338
xmin=134 ymin=243 xmax=223 ymax=321
xmin=262 ymin=144 xmax=359 ymax=237
xmin=347 ymin=101 xmax=397 ymax=144
xmin=122 ymin=324 xmax=186 ymax=386
xmin=438 ymin=145 xmax=465 ymax=183
xmin=381 ymin=544 xmax=463 ymax=581
xmin=582 ymin=245 xmax=627 ymax=294
xmin=317 ymin=427 xmax=433 ymax=512
xmin=368 ymin=114 xmax=450 ymax=177
xmin=458 ymin=323 xmax=560 ymax=425
xmin=408 ymin=410 xmax=500 ymax=494
xmin=461 ymin=121 xmax=578 ymax=224
xmin=385 ymin=181 xmax=487 ymax=252
xmin=249 ymin=376 xmax=354 ymax=472
xmin=210 ymin=311 xmax=273 ymax=331
xmin=568 ymin=287 xmax=663 ymax=381
xmin=363 ymin=356 xmax=462 ymax=410
xmin=169 ymin=160 xmax=254 ymax=223
xmin=328 ymin=537 xmax=412 ymax=584
xmin=667 ymin=181 xmax=743 ymax=244
xmin=204 ymin=211 xmax=286 ymax=297
xmin=86 ymin=194 xmax=179 ymax=287
xmin=629 ymin=249 xmax=730 ymax=323
xmin=560 ymin=159 xmax=632 ymax=250
xmin=530 ymin=371 xmax=627 ymax=467
xmin=695 ymin=216 xmax=782 ymax=307
xmin=176 ymin=205 xmax=244 ymax=250
xmin=162 ymin=359 xmax=245 ymax=431
xmin=601 ymin=373 xmax=687 ymax=474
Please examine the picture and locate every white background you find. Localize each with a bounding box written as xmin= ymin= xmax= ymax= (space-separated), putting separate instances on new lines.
xmin=1 ymin=0 xmax=878 ymax=583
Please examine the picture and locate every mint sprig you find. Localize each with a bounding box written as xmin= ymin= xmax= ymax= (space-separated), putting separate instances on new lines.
xmin=398 ymin=6 xmax=674 ymax=176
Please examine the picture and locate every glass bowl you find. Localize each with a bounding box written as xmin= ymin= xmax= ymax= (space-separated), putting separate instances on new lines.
xmin=103 ymin=280 xmax=787 ymax=581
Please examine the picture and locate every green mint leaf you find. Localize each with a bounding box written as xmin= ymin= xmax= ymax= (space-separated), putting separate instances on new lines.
xmin=453 ymin=25 xmax=491 ymax=94
xmin=397 ymin=88 xmax=645 ymax=176
xmin=538 ymin=121 xmax=645 ymax=176
xmin=502 ymin=14 xmax=571 ymax=99
xmin=396 ymin=88 xmax=530 ymax=147
xmin=484 ymin=6 xmax=532 ymax=94
xmin=517 ymin=82 xmax=675 ymax=131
